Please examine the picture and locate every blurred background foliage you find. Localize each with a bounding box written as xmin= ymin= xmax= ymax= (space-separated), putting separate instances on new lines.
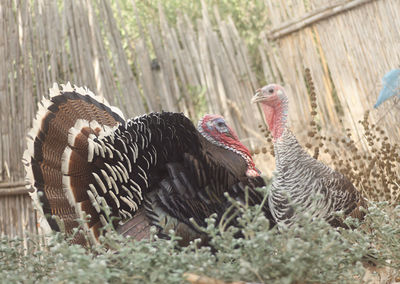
xmin=112 ymin=0 xmax=270 ymax=78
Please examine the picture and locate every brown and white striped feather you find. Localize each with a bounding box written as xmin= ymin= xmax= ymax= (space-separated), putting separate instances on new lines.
xmin=23 ymin=83 xmax=125 ymax=244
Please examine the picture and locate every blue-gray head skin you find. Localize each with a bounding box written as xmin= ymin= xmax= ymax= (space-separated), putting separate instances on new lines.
xmin=252 ymin=84 xmax=289 ymax=140
xmin=198 ymin=114 xmax=260 ymax=177
xmin=374 ymin=69 xmax=400 ymax=108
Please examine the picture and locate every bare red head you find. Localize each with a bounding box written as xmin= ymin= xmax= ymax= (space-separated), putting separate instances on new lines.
xmin=252 ymin=84 xmax=289 ymax=140
xmin=198 ymin=114 xmax=260 ymax=177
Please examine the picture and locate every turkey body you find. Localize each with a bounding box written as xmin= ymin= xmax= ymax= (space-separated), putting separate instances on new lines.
xmin=252 ymin=84 xmax=366 ymax=227
xmin=270 ymin=128 xmax=365 ymax=227
xmin=23 ymin=83 xmax=270 ymax=246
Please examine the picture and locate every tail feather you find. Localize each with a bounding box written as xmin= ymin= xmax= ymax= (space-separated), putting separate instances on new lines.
xmin=23 ymin=83 xmax=125 ymax=245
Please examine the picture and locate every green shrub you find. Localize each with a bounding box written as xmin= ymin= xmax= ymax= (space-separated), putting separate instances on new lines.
xmin=1 ymin=198 xmax=399 ymax=283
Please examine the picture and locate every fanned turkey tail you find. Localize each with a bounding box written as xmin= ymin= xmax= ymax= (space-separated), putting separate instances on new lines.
xmin=23 ymin=83 xmax=125 ymax=245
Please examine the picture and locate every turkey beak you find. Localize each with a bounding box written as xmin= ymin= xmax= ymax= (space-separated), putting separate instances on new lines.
xmin=251 ymin=89 xmax=263 ymax=104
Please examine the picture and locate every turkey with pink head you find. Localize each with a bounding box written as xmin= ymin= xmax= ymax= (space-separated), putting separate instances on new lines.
xmin=23 ymin=83 xmax=273 ymax=246
xmin=252 ymin=84 xmax=366 ymax=227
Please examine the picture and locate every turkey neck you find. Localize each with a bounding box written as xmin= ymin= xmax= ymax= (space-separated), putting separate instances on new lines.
xmin=272 ymin=129 xmax=305 ymax=172
xmin=260 ymin=96 xmax=294 ymax=170
xmin=200 ymin=135 xmax=248 ymax=180
xmin=261 ymin=97 xmax=288 ymax=140
xmin=198 ymin=128 xmax=258 ymax=178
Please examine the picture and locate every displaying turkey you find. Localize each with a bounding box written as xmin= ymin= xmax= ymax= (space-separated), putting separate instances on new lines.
xmin=251 ymin=84 xmax=366 ymax=227
xmin=23 ymin=83 xmax=272 ymax=246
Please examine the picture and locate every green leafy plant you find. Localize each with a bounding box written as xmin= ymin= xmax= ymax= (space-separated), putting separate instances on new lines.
xmin=1 ymin=195 xmax=399 ymax=283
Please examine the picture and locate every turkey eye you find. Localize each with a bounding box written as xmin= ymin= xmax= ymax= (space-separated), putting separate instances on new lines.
xmin=217 ymin=122 xmax=224 ymax=127
xmin=268 ymin=89 xmax=274 ymax=94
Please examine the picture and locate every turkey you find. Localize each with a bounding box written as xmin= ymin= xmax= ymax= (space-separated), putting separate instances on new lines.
xmin=23 ymin=83 xmax=272 ymax=246
xmin=251 ymin=83 xmax=366 ymax=227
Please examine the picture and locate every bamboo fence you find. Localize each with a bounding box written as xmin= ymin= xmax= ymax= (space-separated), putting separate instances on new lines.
xmin=0 ymin=0 xmax=399 ymax=239
xmin=0 ymin=182 xmax=36 ymax=246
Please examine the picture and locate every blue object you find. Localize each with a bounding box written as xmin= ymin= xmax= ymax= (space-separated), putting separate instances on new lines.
xmin=374 ymin=69 xmax=400 ymax=108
